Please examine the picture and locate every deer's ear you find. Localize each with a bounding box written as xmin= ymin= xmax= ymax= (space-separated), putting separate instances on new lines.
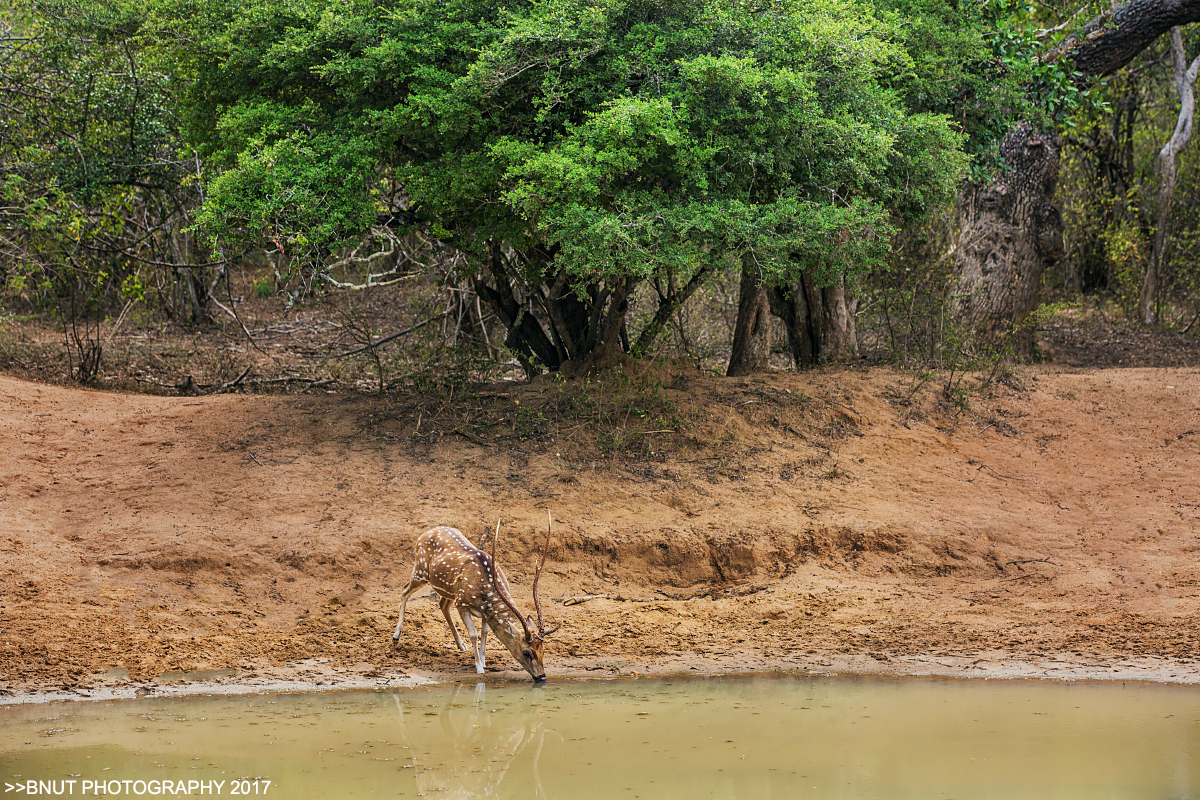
xmin=526 ymin=614 xmax=534 ymax=627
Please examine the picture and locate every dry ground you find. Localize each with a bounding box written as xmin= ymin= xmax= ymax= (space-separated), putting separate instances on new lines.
xmin=1 ymin=357 xmax=1198 ymax=700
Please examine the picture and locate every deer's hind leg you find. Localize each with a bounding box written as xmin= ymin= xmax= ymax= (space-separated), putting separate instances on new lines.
xmin=441 ymin=596 xmax=469 ymax=651
xmin=393 ymin=574 xmax=428 ymax=643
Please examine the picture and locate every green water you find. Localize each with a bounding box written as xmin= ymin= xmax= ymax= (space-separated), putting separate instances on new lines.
xmin=2 ymin=676 xmax=1198 ymax=798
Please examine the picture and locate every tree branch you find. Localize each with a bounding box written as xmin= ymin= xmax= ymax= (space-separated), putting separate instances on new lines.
xmin=1042 ymin=0 xmax=1200 ymax=78
xmin=303 ymin=311 xmax=450 ymax=359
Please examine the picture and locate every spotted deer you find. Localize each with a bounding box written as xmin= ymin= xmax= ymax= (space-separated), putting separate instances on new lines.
xmin=393 ymin=517 xmax=559 ymax=681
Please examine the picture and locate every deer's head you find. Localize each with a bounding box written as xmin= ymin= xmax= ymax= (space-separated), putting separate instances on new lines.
xmin=513 ymin=632 xmax=547 ymax=682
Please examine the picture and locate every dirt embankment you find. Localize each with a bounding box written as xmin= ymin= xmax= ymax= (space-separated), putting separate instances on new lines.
xmin=1 ymin=364 xmax=1198 ymax=700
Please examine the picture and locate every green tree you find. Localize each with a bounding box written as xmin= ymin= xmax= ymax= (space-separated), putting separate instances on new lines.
xmin=745 ymin=0 xmax=1030 ymax=372
xmin=156 ymin=0 xmax=969 ymax=376
xmin=1 ymin=0 xmax=215 ymax=380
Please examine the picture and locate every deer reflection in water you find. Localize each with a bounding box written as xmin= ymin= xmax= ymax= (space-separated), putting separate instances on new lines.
xmin=393 ymin=683 xmax=558 ymax=798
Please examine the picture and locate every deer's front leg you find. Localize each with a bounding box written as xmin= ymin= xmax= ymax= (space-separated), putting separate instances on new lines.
xmin=458 ymin=607 xmax=485 ymax=674
xmin=441 ymin=597 xmax=468 ymax=651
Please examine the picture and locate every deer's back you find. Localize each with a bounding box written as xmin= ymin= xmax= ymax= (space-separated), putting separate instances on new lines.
xmin=413 ymin=526 xmax=488 ymax=601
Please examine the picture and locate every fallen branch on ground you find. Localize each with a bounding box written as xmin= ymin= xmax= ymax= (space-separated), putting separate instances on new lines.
xmin=243 ymin=376 xmax=333 ymax=387
xmin=1006 ymin=557 xmax=1057 ymax=570
xmin=655 ymin=583 xmax=769 ymax=601
xmin=1001 ymin=573 xmax=1052 ymax=583
xmin=562 ymin=594 xmax=608 ymax=606
xmin=135 ymin=372 xmax=331 ymax=395
xmin=452 ymin=427 xmax=489 ymax=445
xmin=210 ymin=365 xmax=253 ymax=394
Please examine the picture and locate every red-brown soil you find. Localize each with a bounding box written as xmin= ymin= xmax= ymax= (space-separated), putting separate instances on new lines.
xmin=1 ymin=362 xmax=1199 ymax=700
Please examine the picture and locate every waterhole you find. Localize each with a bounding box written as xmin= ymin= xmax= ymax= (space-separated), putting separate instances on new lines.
xmin=2 ymin=676 xmax=1197 ymax=798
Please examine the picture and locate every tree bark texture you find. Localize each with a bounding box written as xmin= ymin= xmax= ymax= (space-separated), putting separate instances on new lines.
xmin=725 ymin=259 xmax=772 ymax=376
xmin=561 ymin=275 xmax=634 ymax=376
xmin=953 ymin=123 xmax=1064 ymax=354
xmin=475 ymin=247 xmax=559 ymax=377
xmin=957 ymin=0 xmax=1200 ymax=341
xmin=768 ymin=273 xmax=858 ymax=368
xmin=1140 ymin=26 xmax=1200 ymax=324
xmin=1065 ymin=0 xmax=1200 ymax=78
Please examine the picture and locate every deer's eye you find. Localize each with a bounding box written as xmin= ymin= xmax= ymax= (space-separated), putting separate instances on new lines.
xmin=522 ymin=650 xmax=534 ymax=660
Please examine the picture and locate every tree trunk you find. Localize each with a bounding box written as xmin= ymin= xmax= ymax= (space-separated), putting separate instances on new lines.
xmin=956 ymin=0 xmax=1200 ymax=342
xmin=178 ymin=267 xmax=211 ymax=326
xmin=953 ymin=123 xmax=1063 ymax=356
xmin=475 ymin=243 xmax=561 ymax=376
xmin=632 ymin=264 xmax=712 ymax=356
xmin=768 ymin=273 xmax=858 ymax=368
xmin=585 ymin=276 xmax=632 ymax=369
xmin=1140 ymin=26 xmax=1200 ymax=324
xmin=726 ymin=258 xmax=772 ymax=376
xmin=474 ymin=242 xmax=638 ymax=377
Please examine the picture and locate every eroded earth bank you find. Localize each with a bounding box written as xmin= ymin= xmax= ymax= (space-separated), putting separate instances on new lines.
xmin=1 ymin=364 xmax=1198 ymax=701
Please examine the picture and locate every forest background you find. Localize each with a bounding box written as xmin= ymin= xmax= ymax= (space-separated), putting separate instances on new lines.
xmin=3 ymin=0 xmax=1200 ymax=392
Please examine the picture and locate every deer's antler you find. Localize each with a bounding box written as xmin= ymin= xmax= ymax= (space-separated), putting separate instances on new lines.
xmin=533 ymin=511 xmax=560 ymax=637
xmin=484 ymin=519 xmax=535 ymax=643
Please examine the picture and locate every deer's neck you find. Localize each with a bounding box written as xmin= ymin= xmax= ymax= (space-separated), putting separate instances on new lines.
xmin=475 ymin=558 xmax=534 ymax=660
xmin=482 ymin=604 xmax=530 ymax=659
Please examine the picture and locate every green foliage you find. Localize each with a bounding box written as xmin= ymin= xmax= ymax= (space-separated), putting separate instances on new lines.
xmin=197 ymin=130 xmax=379 ymax=259
xmin=6 ymin=0 xmax=1054 ymax=380
xmin=1 ymin=0 xmax=215 ymax=367
xmin=874 ymin=0 xmax=1034 ymax=173
xmin=1104 ymin=221 xmax=1149 ymax=316
xmin=153 ymin=0 xmax=970 ymax=335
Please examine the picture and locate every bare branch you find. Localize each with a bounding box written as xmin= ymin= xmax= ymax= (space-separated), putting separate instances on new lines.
xmin=303 ymin=310 xmax=452 ymax=359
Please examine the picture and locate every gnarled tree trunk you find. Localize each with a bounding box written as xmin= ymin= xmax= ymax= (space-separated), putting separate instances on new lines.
xmin=561 ymin=275 xmax=633 ymax=376
xmin=474 ymin=241 xmax=636 ymax=378
xmin=727 ymin=257 xmax=859 ymax=374
xmin=952 ymin=123 xmax=1063 ymax=356
xmin=475 ymin=244 xmax=560 ymax=377
xmin=768 ymin=273 xmax=858 ymax=368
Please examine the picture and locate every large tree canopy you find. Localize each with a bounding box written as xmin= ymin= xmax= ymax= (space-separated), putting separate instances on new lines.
xmin=154 ymin=0 xmax=968 ymax=373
